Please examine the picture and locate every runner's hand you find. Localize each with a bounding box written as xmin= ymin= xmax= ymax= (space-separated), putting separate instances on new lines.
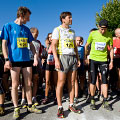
xmin=33 ymin=57 xmax=38 ymax=66
xmin=4 ymin=61 xmax=12 ymax=70
xmin=55 ymin=59 xmax=61 ymax=70
xmin=77 ymin=60 xmax=81 ymax=67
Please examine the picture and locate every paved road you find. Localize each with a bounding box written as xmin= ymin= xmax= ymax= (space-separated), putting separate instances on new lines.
xmin=1 ymin=94 xmax=120 ymax=120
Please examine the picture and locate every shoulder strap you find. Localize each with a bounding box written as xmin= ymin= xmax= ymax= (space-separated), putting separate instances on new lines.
xmin=57 ymin=27 xmax=60 ymax=40
xmin=47 ymin=44 xmax=50 ymax=53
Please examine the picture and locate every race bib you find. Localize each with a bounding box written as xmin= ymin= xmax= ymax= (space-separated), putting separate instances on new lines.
xmin=64 ymin=39 xmax=74 ymax=48
xmin=95 ymin=42 xmax=106 ymax=51
xmin=17 ymin=38 xmax=28 ymax=48
xmin=47 ymin=54 xmax=54 ymax=62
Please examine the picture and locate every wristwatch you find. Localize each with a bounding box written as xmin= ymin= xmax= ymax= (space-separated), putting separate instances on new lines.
xmin=5 ymin=58 xmax=9 ymax=62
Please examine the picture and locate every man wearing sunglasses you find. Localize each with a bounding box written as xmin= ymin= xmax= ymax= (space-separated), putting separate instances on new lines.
xmin=85 ymin=19 xmax=113 ymax=111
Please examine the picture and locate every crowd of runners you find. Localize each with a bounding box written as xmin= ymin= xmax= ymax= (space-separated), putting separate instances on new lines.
xmin=0 ymin=6 xmax=120 ymax=119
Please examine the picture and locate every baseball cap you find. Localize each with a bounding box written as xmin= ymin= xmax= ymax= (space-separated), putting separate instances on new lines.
xmin=99 ymin=19 xmax=108 ymax=28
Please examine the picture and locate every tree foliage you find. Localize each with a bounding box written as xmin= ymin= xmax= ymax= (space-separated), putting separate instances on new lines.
xmin=96 ymin=0 xmax=120 ymax=36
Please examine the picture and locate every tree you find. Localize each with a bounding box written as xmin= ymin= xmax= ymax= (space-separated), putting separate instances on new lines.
xmin=96 ymin=0 xmax=120 ymax=36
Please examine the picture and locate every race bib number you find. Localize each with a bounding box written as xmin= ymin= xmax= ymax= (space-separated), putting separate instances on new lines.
xmin=95 ymin=42 xmax=106 ymax=51
xmin=17 ymin=38 xmax=28 ymax=48
xmin=64 ymin=39 xmax=74 ymax=48
xmin=47 ymin=54 xmax=54 ymax=62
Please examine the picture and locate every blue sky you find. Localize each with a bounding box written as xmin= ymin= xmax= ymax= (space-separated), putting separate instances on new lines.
xmin=0 ymin=0 xmax=108 ymax=46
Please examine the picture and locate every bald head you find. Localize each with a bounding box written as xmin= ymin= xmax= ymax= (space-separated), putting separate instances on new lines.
xmin=75 ymin=36 xmax=83 ymax=46
xmin=115 ymin=28 xmax=120 ymax=38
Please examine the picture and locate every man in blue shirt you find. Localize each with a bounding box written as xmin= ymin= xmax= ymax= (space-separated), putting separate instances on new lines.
xmin=1 ymin=6 xmax=42 ymax=119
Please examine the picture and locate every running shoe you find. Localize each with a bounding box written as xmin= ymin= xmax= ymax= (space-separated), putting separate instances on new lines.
xmin=27 ymin=105 xmax=42 ymax=113
xmin=41 ymin=98 xmax=49 ymax=105
xmin=13 ymin=107 xmax=20 ymax=120
xmin=66 ymin=97 xmax=70 ymax=102
xmin=90 ymin=99 xmax=96 ymax=110
xmin=21 ymin=99 xmax=27 ymax=108
xmin=57 ymin=107 xmax=64 ymax=118
xmin=99 ymin=95 xmax=104 ymax=102
xmin=74 ymin=97 xmax=79 ymax=104
xmin=102 ymin=101 xmax=113 ymax=111
xmin=0 ymin=107 xmax=5 ymax=116
xmin=82 ymin=93 xmax=87 ymax=98
xmin=32 ymin=97 xmax=39 ymax=106
xmin=68 ymin=104 xmax=82 ymax=114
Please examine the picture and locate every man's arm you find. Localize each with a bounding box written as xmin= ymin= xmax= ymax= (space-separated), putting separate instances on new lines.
xmin=74 ymin=40 xmax=80 ymax=67
xmin=84 ymin=42 xmax=90 ymax=65
xmin=2 ymin=39 xmax=12 ymax=69
xmin=52 ymin=39 xmax=61 ymax=70
xmin=85 ymin=42 xmax=89 ymax=59
xmin=109 ymin=45 xmax=114 ymax=70
xmin=2 ymin=40 xmax=8 ymax=58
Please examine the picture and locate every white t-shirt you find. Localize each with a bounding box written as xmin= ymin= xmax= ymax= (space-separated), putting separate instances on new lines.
xmin=52 ymin=25 xmax=76 ymax=55
xmin=28 ymin=40 xmax=40 ymax=60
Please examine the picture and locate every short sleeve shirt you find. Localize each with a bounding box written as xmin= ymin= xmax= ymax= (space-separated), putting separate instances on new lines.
xmin=1 ymin=22 xmax=34 ymax=62
xmin=28 ymin=40 xmax=41 ymax=60
xmin=77 ymin=45 xmax=84 ymax=60
xmin=87 ymin=30 xmax=113 ymax=62
xmin=113 ymin=38 xmax=120 ymax=57
xmin=52 ymin=25 xmax=76 ymax=55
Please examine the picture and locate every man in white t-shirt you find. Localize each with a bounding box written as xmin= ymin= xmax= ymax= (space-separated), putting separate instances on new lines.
xmin=52 ymin=11 xmax=82 ymax=118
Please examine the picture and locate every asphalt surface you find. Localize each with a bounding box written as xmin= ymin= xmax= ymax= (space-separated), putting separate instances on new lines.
xmin=1 ymin=94 xmax=120 ymax=120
